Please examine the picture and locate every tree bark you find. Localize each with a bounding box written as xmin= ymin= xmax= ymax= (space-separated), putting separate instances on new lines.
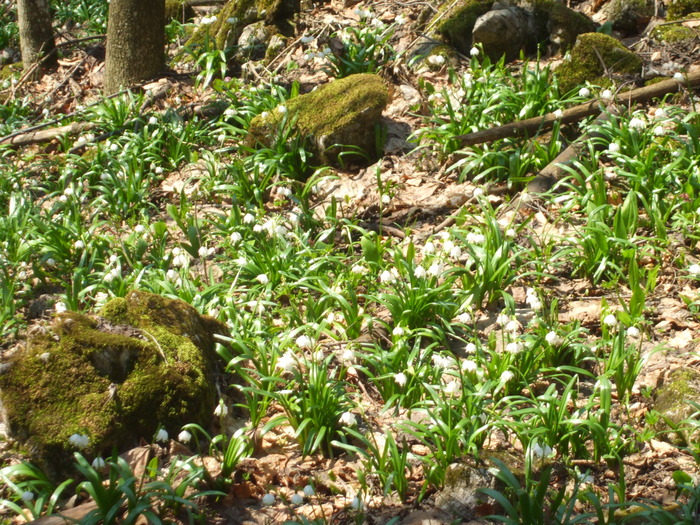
xmin=16 ymin=0 xmax=57 ymax=76
xmin=104 ymin=0 xmax=165 ymax=94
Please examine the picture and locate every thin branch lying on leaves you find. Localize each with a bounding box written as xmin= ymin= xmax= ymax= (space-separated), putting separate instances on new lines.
xmin=454 ymin=70 xmax=700 ymax=147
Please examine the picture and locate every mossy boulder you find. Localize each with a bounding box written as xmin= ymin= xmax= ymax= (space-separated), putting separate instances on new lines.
xmin=165 ymin=0 xmax=195 ymax=23
xmin=651 ymin=14 xmax=700 ymax=42
xmin=653 ymin=367 xmax=700 ymax=443
xmin=555 ymin=33 xmax=643 ymax=94
xmin=541 ymin=1 xmax=596 ymax=53
xmin=248 ymin=73 xmax=389 ymax=168
xmin=185 ymin=0 xmax=296 ymax=52
xmin=599 ymin=0 xmax=654 ymax=35
xmin=432 ymin=0 xmax=493 ymax=55
xmin=667 ymin=0 xmax=700 ymax=19
xmin=0 ymin=291 xmax=228 ymax=470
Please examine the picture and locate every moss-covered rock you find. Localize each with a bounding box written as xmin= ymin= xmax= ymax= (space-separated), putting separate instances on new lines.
xmin=432 ymin=0 xmax=493 ymax=55
xmin=0 ymin=291 xmax=228 ymax=471
xmin=600 ymin=0 xmax=653 ymax=35
xmin=165 ymin=0 xmax=195 ymax=23
xmin=248 ymin=73 xmax=389 ymax=168
xmin=653 ymin=368 xmax=700 ymax=444
xmin=541 ymin=1 xmax=596 ymax=53
xmin=651 ymin=14 xmax=700 ymax=42
xmin=667 ymin=0 xmax=700 ymax=19
xmin=554 ymin=33 xmax=642 ymax=93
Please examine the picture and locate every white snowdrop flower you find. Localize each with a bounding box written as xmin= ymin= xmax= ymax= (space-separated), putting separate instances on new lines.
xmin=396 ymin=14 xmax=407 ymax=24
xmin=226 ymin=17 xmax=238 ymax=24
xmin=63 ymin=186 xmax=74 ymax=196
xmin=339 ymin=411 xmax=357 ymax=427
xmin=470 ymin=47 xmax=480 ymax=57
xmin=166 ymin=269 xmax=179 ymax=282
xmin=414 ymin=266 xmax=427 ymax=279
xmin=380 ymin=269 xmax=396 ymax=283
xmin=243 ymin=213 xmax=255 ymax=224
xmin=256 ymin=274 xmax=269 ymax=285
xmin=178 ymin=430 xmax=192 ymax=443
xmin=496 ymin=313 xmax=510 ymax=326
xmin=91 ymin=457 xmax=106 ymax=469
xmin=224 ymin=108 xmax=236 ymax=118
xmin=276 ymin=351 xmax=296 ymax=372
xmin=465 ymin=342 xmax=477 ymax=354
xmin=381 ymin=193 xmax=391 ymax=205
xmin=148 ymin=116 xmax=158 ymax=125
xmin=39 ymin=352 xmax=51 ymax=362
xmin=505 ymin=341 xmax=523 ymax=354
xmin=422 ymin=241 xmax=436 ymax=255
xmin=545 ymin=331 xmax=562 ymax=346
xmin=18 ymin=270 xmax=27 ymax=280
xmin=654 ymin=107 xmax=666 ymax=119
xmin=600 ymin=89 xmax=613 ymax=101
xmin=55 ymin=302 xmax=67 ymax=314
xmin=109 ymin=142 xmax=119 ymax=152
xmin=296 ymin=334 xmax=313 ymax=349
xmin=473 ymin=187 xmax=484 ymax=197
xmin=341 ymin=349 xmax=356 ymax=364
xmin=172 ymin=250 xmax=190 ymax=268
xmin=198 ymin=245 xmax=214 ymax=258
xmin=690 ymin=263 xmax=700 ymax=275
xmin=505 ymin=228 xmax=516 ymax=238
xmin=578 ymin=87 xmax=591 ymax=98
xmin=577 ymin=471 xmax=594 ymax=484
xmin=627 ymin=326 xmax=640 ymax=338
xmin=277 ymin=105 xmax=287 ymax=114
xmin=432 ymin=354 xmax=452 ymax=369
xmin=456 ymin=312 xmax=472 ymax=324
xmin=214 ymin=401 xmax=228 ymax=417
xmin=428 ymin=54 xmax=445 ymax=66
xmin=504 ymin=320 xmax=520 ymax=333
xmin=674 ymin=71 xmax=685 ymax=82
xmin=530 ymin=441 xmax=554 ymax=459
xmin=443 ymin=239 xmax=455 ymax=253
xmin=392 ymin=326 xmax=405 ymax=337
xmin=261 ymin=111 xmax=269 ymax=119
xmin=300 ymin=35 xmax=314 ymax=44
xmin=351 ymin=264 xmax=368 ymax=275
xmin=291 ymin=492 xmax=304 ymax=505
xmin=21 ymin=491 xmax=34 ymax=503
xmin=350 ymin=496 xmax=363 ymax=510
xmin=466 ymin=232 xmax=485 ymax=244
xmin=553 ymin=109 xmax=563 ymax=119
xmin=427 ymin=262 xmax=443 ymax=277
xmin=201 ymin=15 xmax=217 ymax=24
xmin=444 ymin=381 xmax=460 ymax=395
xmin=262 ymin=493 xmax=275 ymax=506
xmin=303 ymin=484 xmax=315 ymax=497
xmin=311 ymin=348 xmax=325 ymax=362
xmin=134 ymin=224 xmax=146 ymax=234
xmin=155 ymin=428 xmax=169 ymax=442
xmin=394 ymin=372 xmax=407 ymax=387
xmin=629 ymin=116 xmax=646 ymax=130
xmin=104 ymin=268 xmax=120 ymax=283
xmin=277 ymin=186 xmax=292 ymax=198
xmin=603 ymin=314 xmax=618 ymax=327
xmin=653 ymin=125 xmax=665 ymax=136
xmin=154 ymin=166 xmax=164 ymax=175
xmin=74 ymin=240 xmax=85 ymax=250
xmin=527 ymin=295 xmax=542 ymax=310
xmin=500 ymin=370 xmax=515 ymax=383
xmin=229 ymin=232 xmax=242 ymax=245
xmin=69 ymin=433 xmax=90 ymax=448
xmin=608 ymin=142 xmax=620 ymax=153
xmin=252 ymin=223 xmax=263 ymax=233
xmin=462 ymin=359 xmax=477 ymax=373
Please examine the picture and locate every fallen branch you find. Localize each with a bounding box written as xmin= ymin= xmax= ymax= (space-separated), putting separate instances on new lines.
xmin=29 ymin=501 xmax=99 ymax=525
xmin=0 ymin=121 xmax=98 ymax=147
xmin=454 ymin=70 xmax=700 ymax=147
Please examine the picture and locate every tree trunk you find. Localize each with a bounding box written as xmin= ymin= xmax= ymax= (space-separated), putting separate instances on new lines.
xmin=104 ymin=0 xmax=165 ymax=94
xmin=16 ymin=0 xmax=57 ymax=76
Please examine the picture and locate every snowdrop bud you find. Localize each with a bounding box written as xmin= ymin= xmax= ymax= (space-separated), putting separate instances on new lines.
xmin=155 ymin=428 xmax=169 ymax=442
xmin=91 ymin=457 xmax=106 ymax=469
xmin=578 ymin=87 xmax=591 ymax=98
xmin=350 ymin=496 xmax=363 ymax=510
xmin=603 ymin=314 xmax=618 ymax=327
xmin=627 ymin=326 xmax=640 ymax=338
xmin=303 ymin=484 xmax=315 ymax=496
xmin=600 ymin=89 xmax=613 ymax=101
xmin=470 ymin=47 xmax=480 ymax=56
xmin=291 ymin=493 xmax=304 ymax=505
xmin=339 ymin=411 xmax=357 ymax=426
xmin=21 ymin=491 xmax=34 ymax=503
xmin=262 ymin=493 xmax=275 ymax=506
xmin=214 ymin=401 xmax=229 ymax=417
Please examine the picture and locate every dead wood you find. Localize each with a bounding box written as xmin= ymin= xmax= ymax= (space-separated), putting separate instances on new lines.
xmin=29 ymin=501 xmax=99 ymax=525
xmin=0 ymin=121 xmax=98 ymax=147
xmin=454 ymin=70 xmax=700 ymax=147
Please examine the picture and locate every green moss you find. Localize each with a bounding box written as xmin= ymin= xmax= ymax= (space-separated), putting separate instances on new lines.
xmin=651 ymin=15 xmax=700 ymax=42
xmin=555 ymin=33 xmax=643 ymax=94
xmin=248 ymin=73 xmax=389 ymax=167
xmin=165 ymin=0 xmax=195 ymax=22
xmin=434 ymin=0 xmax=492 ymax=54
xmin=668 ymin=0 xmax=700 ymax=19
xmin=0 ymin=292 xmax=229 ymax=472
